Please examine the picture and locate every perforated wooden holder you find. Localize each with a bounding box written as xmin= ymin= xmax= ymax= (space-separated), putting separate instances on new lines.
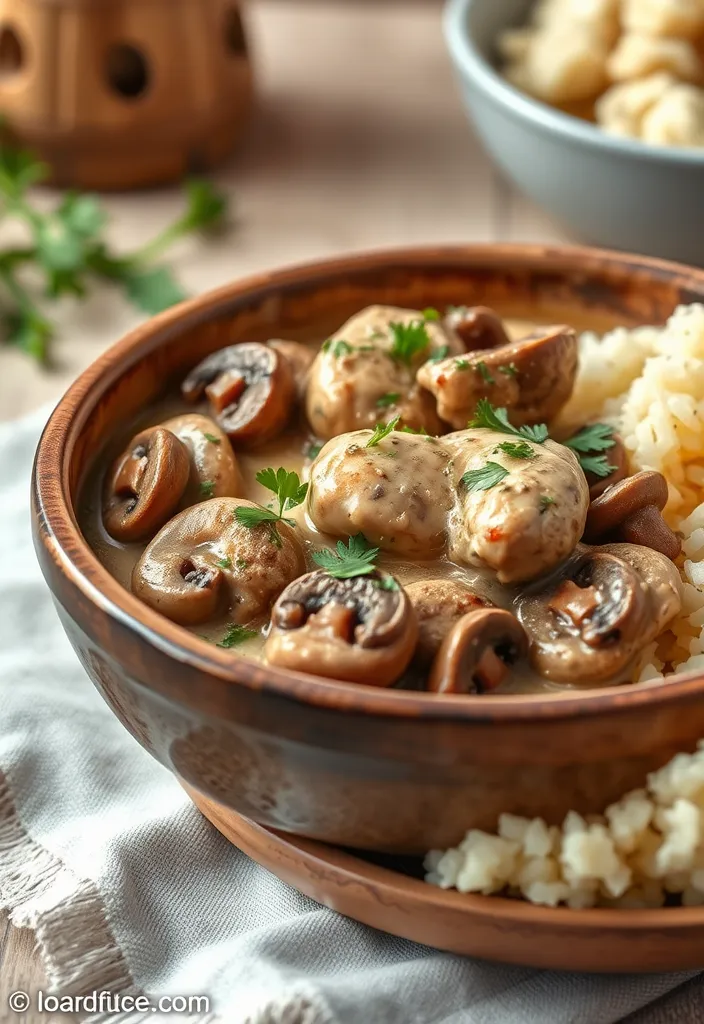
xmin=0 ymin=0 xmax=254 ymax=189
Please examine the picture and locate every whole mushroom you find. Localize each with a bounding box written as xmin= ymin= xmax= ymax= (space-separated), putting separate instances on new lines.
xmin=268 ymin=339 xmax=316 ymax=401
xmin=443 ymin=306 xmax=512 ymax=352
xmin=160 ymin=413 xmax=243 ymax=503
xmin=428 ymin=608 xmax=529 ymax=695
xmin=265 ymin=570 xmax=418 ymax=686
xmin=405 ymin=578 xmax=493 ymax=666
xmin=132 ymin=498 xmax=305 ymax=626
xmin=103 ymin=427 xmax=190 ymax=542
xmin=181 ymin=343 xmax=296 ymax=446
xmin=417 ymin=324 xmax=578 ymax=429
xmin=584 ymin=470 xmax=681 ymax=561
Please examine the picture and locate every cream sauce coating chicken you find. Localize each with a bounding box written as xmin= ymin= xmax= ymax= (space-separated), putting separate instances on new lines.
xmin=445 ymin=429 xmax=590 ymax=584
xmin=305 ymin=305 xmax=460 ymax=439
xmin=306 ymin=429 xmax=454 ymax=557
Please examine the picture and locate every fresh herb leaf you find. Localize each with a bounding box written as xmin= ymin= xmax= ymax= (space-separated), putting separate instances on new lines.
xmin=579 ymin=455 xmax=617 ymax=479
xmin=216 ymin=556 xmax=232 ymax=569
xmin=366 ymin=416 xmax=400 ymax=448
xmin=307 ymin=442 xmax=323 ymax=460
xmin=399 ymin=424 xmax=429 ymax=436
xmin=217 ymin=623 xmax=258 ymax=648
xmin=312 ymin=534 xmax=380 ymax=579
xmin=564 ymin=423 xmax=616 ymax=455
xmin=494 ymin=440 xmax=535 ymax=460
xmin=199 ymin=480 xmax=216 ymax=498
xmin=236 ymin=558 xmax=248 ymax=569
xmin=469 ymin=399 xmax=549 ymax=444
xmin=540 ymin=495 xmax=556 ymax=510
xmin=455 ymin=359 xmax=470 ymax=371
xmin=322 ymin=339 xmax=353 ymax=358
xmin=235 ymin=505 xmax=281 ymax=528
xmin=389 ymin=320 xmax=430 ymax=365
xmin=422 ymin=307 xmax=441 ymax=321
xmin=476 ymin=361 xmax=495 ymax=384
xmin=499 ymin=363 xmax=519 ymax=378
xmin=256 ymin=467 xmax=308 ymax=513
xmin=203 ymin=431 xmax=221 ymax=444
xmin=461 ymin=462 xmax=510 ymax=492
xmin=429 ymin=345 xmax=450 ymax=362
xmin=376 ymin=576 xmax=399 ymax=591
xmin=376 ymin=392 xmax=401 ymax=408
xmin=122 ymin=265 xmax=186 ymax=315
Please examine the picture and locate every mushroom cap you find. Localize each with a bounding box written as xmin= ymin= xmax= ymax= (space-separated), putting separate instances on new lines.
xmin=160 ymin=413 xmax=243 ymax=502
xmin=132 ymin=498 xmax=305 ymax=627
xmin=181 ymin=343 xmax=296 ymax=446
xmin=417 ymin=324 xmax=578 ymax=430
xmin=585 ymin=470 xmax=669 ymax=538
xmin=103 ymin=426 xmax=190 ymax=542
xmin=265 ymin=569 xmax=418 ymax=686
xmin=405 ymin=578 xmax=493 ymax=666
xmin=268 ymin=339 xmax=316 ymax=401
xmin=443 ymin=306 xmax=511 ymax=352
xmin=428 ymin=608 xmax=529 ymax=695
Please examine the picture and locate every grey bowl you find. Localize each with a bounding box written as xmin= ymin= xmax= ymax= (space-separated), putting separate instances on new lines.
xmin=444 ymin=0 xmax=704 ymax=265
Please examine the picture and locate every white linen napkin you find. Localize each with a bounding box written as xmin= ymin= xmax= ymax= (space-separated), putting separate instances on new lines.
xmin=1 ymin=407 xmax=703 ymax=1024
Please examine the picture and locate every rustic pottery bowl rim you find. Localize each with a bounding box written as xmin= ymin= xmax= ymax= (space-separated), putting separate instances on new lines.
xmin=444 ymin=0 xmax=704 ymax=166
xmin=33 ymin=242 xmax=704 ymax=723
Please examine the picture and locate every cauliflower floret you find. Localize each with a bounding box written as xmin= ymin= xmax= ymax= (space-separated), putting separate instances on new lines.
xmin=596 ymin=72 xmax=677 ymax=137
xmin=641 ymin=83 xmax=704 ymax=147
xmin=607 ymin=33 xmax=703 ymax=84
xmin=622 ymin=0 xmax=704 ymax=40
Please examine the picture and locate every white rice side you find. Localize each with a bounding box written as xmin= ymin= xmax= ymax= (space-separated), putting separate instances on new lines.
xmin=426 ymin=304 xmax=704 ymax=905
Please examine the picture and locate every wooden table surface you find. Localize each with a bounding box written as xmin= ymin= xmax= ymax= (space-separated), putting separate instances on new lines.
xmin=0 ymin=1 xmax=568 ymax=1019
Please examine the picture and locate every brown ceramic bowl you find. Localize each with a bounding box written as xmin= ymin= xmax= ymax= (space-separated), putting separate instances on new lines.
xmin=32 ymin=245 xmax=704 ymax=856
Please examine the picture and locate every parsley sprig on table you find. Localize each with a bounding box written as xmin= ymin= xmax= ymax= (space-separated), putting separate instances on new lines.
xmin=312 ymin=534 xmax=379 ymax=579
xmin=0 ymin=137 xmax=228 ymax=363
xmin=564 ymin=423 xmax=617 ymax=479
xmin=234 ymin=468 xmax=308 ymax=547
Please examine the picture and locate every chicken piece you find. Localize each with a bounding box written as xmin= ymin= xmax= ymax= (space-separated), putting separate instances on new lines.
xmin=305 ymin=306 xmax=458 ymax=440
xmin=306 ymin=429 xmax=454 ymax=558
xmin=445 ymin=429 xmax=589 ymax=584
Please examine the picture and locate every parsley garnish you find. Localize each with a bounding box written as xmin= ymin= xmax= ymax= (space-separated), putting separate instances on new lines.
xmin=376 ymin=392 xmax=401 ymax=408
xmin=234 ymin=468 xmax=308 ymax=546
xmin=366 ymin=416 xmax=400 ymax=448
xmin=422 ymin=307 xmax=441 ymax=321
xmin=469 ymin=399 xmax=549 ymax=444
xmin=499 ymin=363 xmax=519 ymax=378
xmin=216 ymin=623 xmax=258 ymax=648
xmin=216 ymin=556 xmax=232 ymax=569
xmin=461 ymin=462 xmax=510 ymax=492
xmin=306 ymin=442 xmax=323 ymax=460
xmin=389 ymin=320 xmax=430 ymax=365
xmin=429 ymin=345 xmax=450 ymax=362
xmin=322 ymin=339 xmax=353 ymax=358
xmin=236 ymin=558 xmax=248 ymax=570
xmin=203 ymin=431 xmax=221 ymax=444
xmin=494 ymin=440 xmax=535 ymax=460
xmin=476 ymin=361 xmax=495 ymax=384
xmin=455 ymin=359 xmax=470 ymax=370
xmin=312 ymin=534 xmax=380 ymax=579
xmin=199 ymin=480 xmax=215 ymax=498
xmin=540 ymin=495 xmax=556 ymax=510
xmin=399 ymin=424 xmax=429 ymax=436
xmin=564 ymin=423 xmax=617 ymax=479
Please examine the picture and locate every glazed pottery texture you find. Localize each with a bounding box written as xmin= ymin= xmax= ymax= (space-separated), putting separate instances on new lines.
xmin=31 ymin=246 xmax=704 ymax=854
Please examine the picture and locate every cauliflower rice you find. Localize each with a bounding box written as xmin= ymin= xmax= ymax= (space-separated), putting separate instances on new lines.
xmin=425 ymin=303 xmax=704 ymax=907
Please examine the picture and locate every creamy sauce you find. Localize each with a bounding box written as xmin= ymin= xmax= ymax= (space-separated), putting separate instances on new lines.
xmin=77 ymin=316 xmax=633 ymax=697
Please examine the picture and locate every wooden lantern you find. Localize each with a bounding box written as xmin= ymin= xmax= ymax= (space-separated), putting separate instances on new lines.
xmin=0 ymin=0 xmax=254 ymax=189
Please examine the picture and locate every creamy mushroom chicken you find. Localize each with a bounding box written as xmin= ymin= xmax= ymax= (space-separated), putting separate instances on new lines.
xmin=83 ymin=304 xmax=685 ymax=696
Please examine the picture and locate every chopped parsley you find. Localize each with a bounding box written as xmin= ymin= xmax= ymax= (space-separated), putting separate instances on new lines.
xmin=215 ymin=556 xmax=232 ymax=569
xmin=499 ymin=363 xmax=519 ymax=378
xmin=199 ymin=480 xmax=215 ymax=498
xmin=322 ymin=339 xmax=354 ymax=358
xmin=469 ymin=399 xmax=549 ymax=444
xmin=476 ymin=361 xmax=495 ymax=384
xmin=216 ymin=623 xmax=258 ymax=648
xmin=203 ymin=431 xmax=221 ymax=444
xmin=234 ymin=468 xmax=308 ymax=547
xmin=494 ymin=440 xmax=535 ymax=460
xmin=376 ymin=392 xmax=401 ymax=408
xmin=389 ymin=320 xmax=430 ymax=365
xmin=564 ymin=423 xmax=617 ymax=479
xmin=428 ymin=345 xmax=450 ymax=362
xmin=540 ymin=495 xmax=556 ymax=510
xmin=455 ymin=359 xmax=471 ymax=371
xmin=366 ymin=416 xmax=400 ymax=448
xmin=236 ymin=558 xmax=248 ymax=570
xmin=461 ymin=462 xmax=510 ymax=492
xmin=399 ymin=424 xmax=429 ymax=436
xmin=307 ymin=442 xmax=323 ymax=460
xmin=312 ymin=534 xmax=380 ymax=579
xmin=422 ymin=307 xmax=441 ymax=321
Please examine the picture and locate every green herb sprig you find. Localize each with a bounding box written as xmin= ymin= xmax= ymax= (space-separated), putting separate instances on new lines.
xmin=461 ymin=462 xmax=510 ymax=492
xmin=564 ymin=423 xmax=617 ymax=479
xmin=494 ymin=440 xmax=535 ymax=460
xmin=312 ymin=534 xmax=380 ymax=579
xmin=366 ymin=416 xmax=400 ymax=448
xmin=376 ymin=392 xmax=401 ymax=408
xmin=0 ymin=138 xmax=228 ymax=363
xmin=469 ymin=399 xmax=549 ymax=444
xmin=234 ymin=468 xmax=308 ymax=546
xmin=389 ymin=320 xmax=430 ymax=365
xmin=216 ymin=623 xmax=258 ymax=648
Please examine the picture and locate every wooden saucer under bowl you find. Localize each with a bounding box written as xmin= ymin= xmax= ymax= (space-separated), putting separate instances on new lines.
xmin=187 ymin=785 xmax=704 ymax=974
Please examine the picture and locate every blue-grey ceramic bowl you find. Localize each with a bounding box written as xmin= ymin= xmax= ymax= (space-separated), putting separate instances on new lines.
xmin=444 ymin=0 xmax=704 ymax=265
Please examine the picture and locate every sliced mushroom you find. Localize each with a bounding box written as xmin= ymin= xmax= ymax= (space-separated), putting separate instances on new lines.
xmin=161 ymin=413 xmax=243 ymax=503
xmin=443 ymin=306 xmax=512 ymax=352
xmin=307 ymin=429 xmax=454 ymax=558
xmin=518 ymin=545 xmax=681 ymax=684
xmin=103 ymin=427 xmax=190 ymax=542
xmin=584 ymin=470 xmax=681 ymax=561
xmin=428 ymin=609 xmax=529 ymax=694
xmin=132 ymin=498 xmax=305 ymax=626
xmin=417 ymin=324 xmax=578 ymax=429
xmin=268 ymin=339 xmax=316 ymax=400
xmin=405 ymin=578 xmax=493 ymax=666
xmin=181 ymin=343 xmax=295 ymax=446
xmin=265 ymin=570 xmax=417 ymax=686
xmin=446 ymin=429 xmax=590 ymax=583
xmin=305 ymin=305 xmax=453 ymax=439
